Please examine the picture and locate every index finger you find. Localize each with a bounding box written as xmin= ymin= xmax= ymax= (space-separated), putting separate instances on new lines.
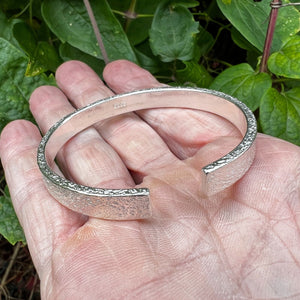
xmin=0 ymin=121 xmax=86 ymax=276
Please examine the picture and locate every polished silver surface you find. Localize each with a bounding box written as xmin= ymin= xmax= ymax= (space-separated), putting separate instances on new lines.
xmin=37 ymin=87 xmax=257 ymax=220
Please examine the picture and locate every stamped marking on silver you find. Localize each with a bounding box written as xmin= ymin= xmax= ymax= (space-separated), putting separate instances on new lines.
xmin=114 ymin=102 xmax=127 ymax=109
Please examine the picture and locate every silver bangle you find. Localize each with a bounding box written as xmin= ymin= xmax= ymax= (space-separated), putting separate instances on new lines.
xmin=37 ymin=87 xmax=257 ymax=220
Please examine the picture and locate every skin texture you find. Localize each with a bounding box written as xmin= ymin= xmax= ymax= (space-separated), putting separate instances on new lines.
xmin=0 ymin=60 xmax=300 ymax=299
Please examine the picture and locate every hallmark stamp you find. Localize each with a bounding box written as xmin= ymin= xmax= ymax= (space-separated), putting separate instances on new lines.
xmin=113 ymin=102 xmax=127 ymax=109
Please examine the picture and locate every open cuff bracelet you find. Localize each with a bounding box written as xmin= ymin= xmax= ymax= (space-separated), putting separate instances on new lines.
xmin=37 ymin=87 xmax=257 ymax=220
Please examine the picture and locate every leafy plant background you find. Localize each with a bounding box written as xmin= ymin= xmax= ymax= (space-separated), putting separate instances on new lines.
xmin=1 ymin=0 xmax=300 ymax=297
xmin=0 ymin=0 xmax=300 ymax=252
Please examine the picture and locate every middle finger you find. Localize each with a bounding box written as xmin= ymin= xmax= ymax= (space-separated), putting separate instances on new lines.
xmin=55 ymin=61 xmax=179 ymax=180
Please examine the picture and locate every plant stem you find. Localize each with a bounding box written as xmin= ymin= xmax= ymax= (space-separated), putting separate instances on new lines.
xmin=28 ymin=273 xmax=39 ymax=300
xmin=280 ymin=2 xmax=300 ymax=7
xmin=11 ymin=2 xmax=30 ymax=19
xmin=259 ymin=0 xmax=281 ymax=73
xmin=125 ymin=0 xmax=137 ymax=32
xmin=112 ymin=10 xmax=153 ymax=18
xmin=206 ymin=58 xmax=233 ymax=68
xmin=272 ymin=77 xmax=300 ymax=83
xmin=192 ymin=12 xmax=225 ymax=28
xmin=29 ymin=0 xmax=33 ymax=27
xmin=83 ymin=0 xmax=109 ymax=64
xmin=206 ymin=24 xmax=231 ymax=55
xmin=0 ymin=242 xmax=21 ymax=298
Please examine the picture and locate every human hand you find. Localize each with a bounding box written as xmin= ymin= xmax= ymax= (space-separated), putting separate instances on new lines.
xmin=0 ymin=60 xmax=299 ymax=299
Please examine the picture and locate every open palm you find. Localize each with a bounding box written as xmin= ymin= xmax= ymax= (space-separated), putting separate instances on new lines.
xmin=1 ymin=60 xmax=299 ymax=299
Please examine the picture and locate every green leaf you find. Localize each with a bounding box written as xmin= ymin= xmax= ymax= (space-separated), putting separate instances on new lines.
xmin=231 ymin=27 xmax=259 ymax=53
xmin=170 ymin=0 xmax=199 ymax=8
xmin=221 ymin=0 xmax=232 ymax=4
xmin=0 ymin=10 xmax=20 ymax=47
xmin=176 ymin=61 xmax=213 ymax=88
xmin=26 ymin=41 xmax=62 ymax=76
xmin=210 ymin=63 xmax=272 ymax=111
xmin=13 ymin=22 xmax=62 ymax=76
xmin=13 ymin=22 xmax=36 ymax=55
xmin=59 ymin=42 xmax=105 ymax=77
xmin=196 ymin=25 xmax=214 ymax=58
xmin=134 ymin=48 xmax=162 ymax=74
xmin=0 ymin=186 xmax=26 ymax=245
xmin=127 ymin=18 xmax=153 ymax=45
xmin=107 ymin=0 xmax=130 ymax=12
xmin=0 ymin=38 xmax=55 ymax=131
xmin=260 ymin=87 xmax=300 ymax=145
xmin=149 ymin=0 xmax=199 ymax=62
xmin=42 ymin=0 xmax=137 ymax=63
xmin=216 ymin=0 xmax=300 ymax=52
xmin=125 ymin=0 xmax=162 ymax=45
xmin=246 ymin=49 xmax=260 ymax=70
xmin=108 ymin=0 xmax=162 ymax=45
xmin=268 ymin=35 xmax=300 ymax=79
xmin=135 ymin=39 xmax=167 ymax=74
xmin=285 ymin=79 xmax=300 ymax=89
